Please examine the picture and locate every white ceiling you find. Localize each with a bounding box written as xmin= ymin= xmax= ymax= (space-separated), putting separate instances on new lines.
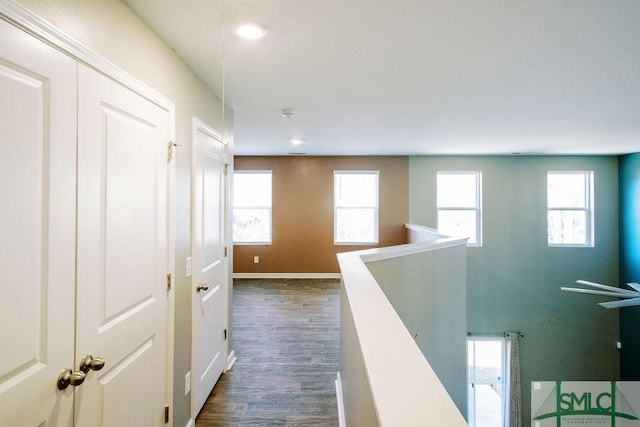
xmin=125 ymin=0 xmax=640 ymax=156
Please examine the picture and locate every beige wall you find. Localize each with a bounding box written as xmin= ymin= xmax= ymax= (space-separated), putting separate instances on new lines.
xmin=234 ymin=156 xmax=409 ymax=274
xmin=9 ymin=2 xmax=231 ymax=425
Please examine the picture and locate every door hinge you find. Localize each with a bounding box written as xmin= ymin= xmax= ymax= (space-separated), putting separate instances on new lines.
xmin=224 ymin=246 xmax=228 ymax=257
xmin=224 ymin=329 xmax=227 ymax=340
xmin=164 ymin=405 xmax=170 ymax=423
xmin=166 ymin=273 xmax=172 ymax=291
xmin=167 ymin=141 xmax=179 ymax=162
xmin=224 ymin=163 xmax=229 ymax=175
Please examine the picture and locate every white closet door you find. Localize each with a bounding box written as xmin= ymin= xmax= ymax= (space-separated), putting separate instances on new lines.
xmin=0 ymin=18 xmax=77 ymax=426
xmin=192 ymin=121 xmax=227 ymax=417
xmin=75 ymin=64 xmax=170 ymax=426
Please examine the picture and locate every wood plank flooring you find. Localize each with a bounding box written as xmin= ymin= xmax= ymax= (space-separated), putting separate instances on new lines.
xmin=195 ymin=279 xmax=340 ymax=426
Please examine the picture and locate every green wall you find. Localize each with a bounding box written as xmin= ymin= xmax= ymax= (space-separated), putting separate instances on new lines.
xmin=409 ymin=156 xmax=620 ymax=426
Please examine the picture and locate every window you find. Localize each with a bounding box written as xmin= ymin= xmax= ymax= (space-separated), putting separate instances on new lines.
xmin=547 ymin=171 xmax=594 ymax=247
xmin=334 ymin=171 xmax=379 ymax=244
xmin=437 ymin=171 xmax=482 ymax=246
xmin=233 ymin=171 xmax=272 ymax=244
xmin=467 ymin=337 xmax=507 ymax=427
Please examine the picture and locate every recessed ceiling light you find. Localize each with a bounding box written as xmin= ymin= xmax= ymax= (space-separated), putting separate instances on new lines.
xmin=236 ymin=23 xmax=268 ymax=40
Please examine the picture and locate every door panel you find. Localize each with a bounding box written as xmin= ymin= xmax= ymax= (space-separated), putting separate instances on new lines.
xmin=204 ymin=155 xmax=223 ymax=262
xmin=192 ymin=121 xmax=227 ymax=417
xmin=76 ymin=64 xmax=169 ymax=426
xmin=102 ymin=105 xmax=159 ymax=319
xmin=100 ymin=339 xmax=156 ymax=426
xmin=0 ymin=18 xmax=76 ymax=426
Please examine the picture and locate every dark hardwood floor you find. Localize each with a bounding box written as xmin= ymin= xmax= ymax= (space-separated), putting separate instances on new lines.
xmin=195 ymin=279 xmax=340 ymax=426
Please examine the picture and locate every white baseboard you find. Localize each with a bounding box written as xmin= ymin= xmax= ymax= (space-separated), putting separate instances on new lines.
xmin=233 ymin=272 xmax=341 ymax=279
xmin=185 ymin=418 xmax=195 ymax=427
xmin=335 ymin=371 xmax=346 ymax=427
xmin=225 ymin=350 xmax=237 ymax=372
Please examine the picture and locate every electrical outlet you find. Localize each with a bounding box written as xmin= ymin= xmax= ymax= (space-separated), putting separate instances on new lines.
xmin=254 ymin=256 xmax=259 ymax=264
xmin=185 ymin=371 xmax=191 ymax=396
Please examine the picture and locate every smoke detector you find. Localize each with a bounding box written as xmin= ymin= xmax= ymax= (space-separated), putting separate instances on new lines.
xmin=281 ymin=108 xmax=295 ymax=119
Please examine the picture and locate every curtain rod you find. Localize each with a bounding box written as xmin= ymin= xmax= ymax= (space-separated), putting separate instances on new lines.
xmin=467 ymin=331 xmax=524 ymax=338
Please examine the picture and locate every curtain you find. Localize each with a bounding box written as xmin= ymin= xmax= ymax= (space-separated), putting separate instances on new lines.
xmin=504 ymin=332 xmax=522 ymax=427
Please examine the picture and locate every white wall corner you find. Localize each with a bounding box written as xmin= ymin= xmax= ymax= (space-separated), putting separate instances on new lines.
xmin=225 ymin=350 xmax=237 ymax=372
xmin=335 ymin=371 xmax=346 ymax=427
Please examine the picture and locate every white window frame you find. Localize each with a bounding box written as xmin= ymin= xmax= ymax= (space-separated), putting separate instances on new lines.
xmin=437 ymin=171 xmax=482 ymax=247
xmin=232 ymin=170 xmax=272 ymax=245
xmin=334 ymin=170 xmax=380 ymax=245
xmin=467 ymin=336 xmax=508 ymax=427
xmin=547 ymin=171 xmax=594 ymax=247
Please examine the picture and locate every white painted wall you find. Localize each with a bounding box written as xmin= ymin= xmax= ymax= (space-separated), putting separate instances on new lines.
xmin=6 ymin=2 xmax=232 ymax=425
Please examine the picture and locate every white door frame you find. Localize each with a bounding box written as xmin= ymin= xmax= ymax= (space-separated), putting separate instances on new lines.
xmin=0 ymin=3 xmax=177 ymax=425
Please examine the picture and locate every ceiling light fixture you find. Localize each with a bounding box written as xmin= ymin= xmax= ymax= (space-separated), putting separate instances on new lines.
xmin=289 ymin=138 xmax=303 ymax=146
xmin=236 ymin=23 xmax=268 ymax=40
xmin=281 ymin=108 xmax=295 ymax=119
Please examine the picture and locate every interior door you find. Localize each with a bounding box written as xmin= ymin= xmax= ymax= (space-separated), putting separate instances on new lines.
xmin=0 ymin=17 xmax=77 ymax=426
xmin=192 ymin=120 xmax=227 ymax=417
xmin=75 ymin=63 xmax=170 ymax=426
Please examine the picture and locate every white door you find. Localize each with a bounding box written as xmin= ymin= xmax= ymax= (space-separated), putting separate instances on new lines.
xmin=192 ymin=120 xmax=227 ymax=417
xmin=0 ymin=18 xmax=77 ymax=426
xmin=75 ymin=64 xmax=170 ymax=426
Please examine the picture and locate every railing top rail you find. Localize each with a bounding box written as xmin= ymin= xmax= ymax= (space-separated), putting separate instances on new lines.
xmin=350 ymin=236 xmax=467 ymax=264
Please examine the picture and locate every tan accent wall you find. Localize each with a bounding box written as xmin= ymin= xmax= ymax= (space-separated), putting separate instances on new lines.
xmin=233 ymin=156 xmax=409 ymax=274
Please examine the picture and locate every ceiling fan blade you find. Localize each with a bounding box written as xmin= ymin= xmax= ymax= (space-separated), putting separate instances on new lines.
xmin=599 ymin=298 xmax=640 ymax=309
xmin=575 ymin=280 xmax=640 ymax=298
xmin=627 ymin=282 xmax=640 ymax=292
xmin=561 ymin=287 xmax=637 ymax=299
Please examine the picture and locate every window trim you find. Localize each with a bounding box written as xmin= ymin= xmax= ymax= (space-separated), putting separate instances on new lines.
xmin=333 ymin=170 xmax=380 ymax=245
xmin=232 ymin=170 xmax=273 ymax=245
xmin=547 ymin=170 xmax=594 ymax=248
xmin=436 ymin=170 xmax=483 ymax=247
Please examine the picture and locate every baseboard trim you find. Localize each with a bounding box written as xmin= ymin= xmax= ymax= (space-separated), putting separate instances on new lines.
xmin=225 ymin=350 xmax=237 ymax=372
xmin=233 ymin=273 xmax=341 ymax=279
xmin=335 ymin=371 xmax=346 ymax=427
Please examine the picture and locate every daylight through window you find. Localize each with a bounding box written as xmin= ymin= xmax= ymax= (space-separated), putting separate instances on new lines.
xmin=334 ymin=171 xmax=379 ymax=244
xmin=467 ymin=337 xmax=507 ymax=427
xmin=547 ymin=171 xmax=594 ymax=246
xmin=233 ymin=171 xmax=272 ymax=244
xmin=437 ymin=171 xmax=482 ymax=246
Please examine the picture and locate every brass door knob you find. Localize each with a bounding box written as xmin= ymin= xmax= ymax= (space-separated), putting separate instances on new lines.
xmin=57 ymin=368 xmax=86 ymax=390
xmin=196 ymin=283 xmax=209 ymax=292
xmin=80 ymin=354 xmax=105 ymax=373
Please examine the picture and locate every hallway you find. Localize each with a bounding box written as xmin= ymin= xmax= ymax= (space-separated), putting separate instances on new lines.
xmin=196 ymin=279 xmax=340 ymax=426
